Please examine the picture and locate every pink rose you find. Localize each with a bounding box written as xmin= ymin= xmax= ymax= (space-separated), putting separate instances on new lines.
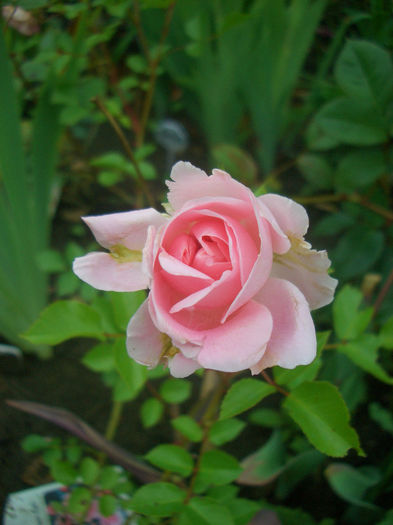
xmin=73 ymin=162 xmax=337 ymax=377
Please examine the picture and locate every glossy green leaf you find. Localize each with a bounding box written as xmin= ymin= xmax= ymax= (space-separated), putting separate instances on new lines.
xmin=99 ymin=494 xmax=118 ymax=517
xmin=146 ymin=444 xmax=194 ymax=477
xmin=141 ymin=398 xmax=164 ymax=429
xmin=50 ymin=460 xmax=78 ymax=485
xmin=220 ymin=379 xmax=275 ymax=420
xmin=369 ymin=403 xmax=393 ymax=435
xmin=171 ymin=415 xmax=203 ymax=442
xmin=178 ymin=497 xmax=234 ymax=525
xmin=283 ymin=381 xmax=363 ymax=457
xmin=297 ymin=153 xmax=333 ymax=190
xmin=79 ymin=457 xmax=100 ymax=485
xmin=314 ymin=97 xmax=388 ymax=145
xmin=335 ymin=149 xmax=386 ymax=192
xmin=276 ymin=450 xmax=324 ymax=499
xmin=114 ymin=338 xmax=147 ymax=398
xmin=333 ymin=285 xmax=373 ymax=340
xmin=238 ymin=431 xmax=285 ymax=486
xmin=24 ymin=301 xmax=105 ymax=345
xmin=209 ymin=418 xmax=245 ymax=446
xmin=335 ymin=40 xmax=393 ymax=108
xmin=337 ymin=334 xmax=393 ymax=384
xmin=68 ymin=487 xmax=92 ymax=515
xmin=130 ymin=482 xmax=186 ymax=517
xmin=160 ymin=378 xmax=191 ymax=404
xmin=380 ymin=316 xmax=393 ymax=349
xmin=82 ymin=343 xmax=115 ymax=372
xmin=325 ymin=463 xmax=380 ymax=509
xmin=197 ymin=450 xmax=242 ymax=486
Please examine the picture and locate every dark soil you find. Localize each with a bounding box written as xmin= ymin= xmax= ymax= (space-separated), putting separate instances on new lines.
xmin=0 ymin=341 xmax=170 ymax=513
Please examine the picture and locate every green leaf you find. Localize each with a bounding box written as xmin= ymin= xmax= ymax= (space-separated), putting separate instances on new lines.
xmin=21 ymin=434 xmax=50 ymax=453
xmin=337 ymin=334 xmax=393 ymax=384
xmin=197 ymin=450 xmax=242 ymax=486
xmin=333 ymin=285 xmax=373 ymax=340
xmin=238 ymin=431 xmax=285 ymax=486
xmin=108 ymin=290 xmax=145 ymax=331
xmin=209 ymin=418 xmax=245 ymax=446
xmin=219 ymin=379 xmax=275 ymax=420
xmin=171 ymin=415 xmax=203 ymax=442
xmin=80 ymin=457 xmax=100 ymax=485
xmin=276 ymin=450 xmax=324 ymax=499
xmin=380 ymin=316 xmax=393 ymax=349
xmin=227 ymin=498 xmax=261 ymax=525
xmin=369 ymin=402 xmax=393 ymax=435
xmin=66 ymin=444 xmax=82 ymax=465
xmin=36 ymin=250 xmax=65 ymax=273
xmin=283 ymin=381 xmax=363 ymax=457
xmin=314 ymin=97 xmax=388 ymax=146
xmin=99 ymin=494 xmax=118 ymax=517
xmin=335 ymin=40 xmax=393 ymax=109
xmin=50 ymin=460 xmax=78 ymax=485
xmin=160 ymin=378 xmax=191 ymax=404
xmin=130 ymin=482 xmax=186 ymax=517
xmin=146 ymin=444 xmax=194 ymax=477
xmin=24 ymin=301 xmax=105 ymax=345
xmin=82 ymin=342 xmax=116 ymax=372
xmin=141 ymin=398 xmax=164 ymax=428
xmin=335 ymin=149 xmax=386 ymax=192
xmin=114 ymin=338 xmax=147 ymax=399
xmin=67 ymin=487 xmax=92 ymax=515
xmin=296 ymin=154 xmax=333 ymax=190
xmin=99 ymin=466 xmax=122 ymax=490
xmin=248 ymin=408 xmax=286 ymax=428
xmin=325 ymin=463 xmax=380 ymax=509
xmin=178 ymin=497 xmax=234 ymax=525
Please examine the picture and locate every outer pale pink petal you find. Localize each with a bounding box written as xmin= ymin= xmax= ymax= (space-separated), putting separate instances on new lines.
xmin=259 ymin=194 xmax=309 ymax=237
xmin=167 ymin=163 xmax=253 ymax=212
xmin=197 ymin=300 xmax=273 ymax=372
xmin=168 ymin=353 xmax=200 ymax=378
xmin=83 ymin=208 xmax=167 ymax=249
xmin=73 ymin=252 xmax=149 ymax=291
xmin=251 ymin=278 xmax=316 ymax=374
xmin=271 ymin=239 xmax=338 ymax=310
xmin=126 ymin=299 xmax=163 ymax=368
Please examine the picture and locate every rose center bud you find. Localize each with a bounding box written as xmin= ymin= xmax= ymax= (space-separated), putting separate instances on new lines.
xmin=192 ymin=235 xmax=232 ymax=279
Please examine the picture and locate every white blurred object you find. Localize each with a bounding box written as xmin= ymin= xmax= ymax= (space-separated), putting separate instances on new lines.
xmin=2 ymin=5 xmax=39 ymax=36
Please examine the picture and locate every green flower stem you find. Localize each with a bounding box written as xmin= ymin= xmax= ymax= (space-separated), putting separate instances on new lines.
xmin=105 ymin=400 xmax=124 ymax=442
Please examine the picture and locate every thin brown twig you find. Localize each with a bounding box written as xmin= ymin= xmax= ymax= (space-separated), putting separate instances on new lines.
xmin=261 ymin=370 xmax=289 ymax=396
xmin=93 ymin=96 xmax=155 ymax=208
xmin=136 ymin=2 xmax=176 ymax=148
xmin=373 ymin=266 xmax=393 ymax=317
xmin=131 ymin=0 xmax=151 ymax=64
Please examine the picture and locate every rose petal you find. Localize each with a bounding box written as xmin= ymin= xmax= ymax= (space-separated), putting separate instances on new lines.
xmin=167 ymin=163 xmax=252 ymax=212
xmin=223 ymin=217 xmax=272 ymax=321
xmin=83 ymin=208 xmax=167 ymax=249
xmin=168 ymin=353 xmax=200 ymax=378
xmin=126 ymin=299 xmax=163 ymax=367
xmin=251 ymin=278 xmax=316 ymax=373
xmin=259 ymin=194 xmax=309 ymax=238
xmin=73 ymin=252 xmax=149 ymax=291
xmin=197 ymin=300 xmax=273 ymax=372
xmin=271 ymin=238 xmax=338 ymax=309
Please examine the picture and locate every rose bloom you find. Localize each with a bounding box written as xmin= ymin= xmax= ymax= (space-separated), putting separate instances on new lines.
xmin=74 ymin=162 xmax=337 ymax=377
